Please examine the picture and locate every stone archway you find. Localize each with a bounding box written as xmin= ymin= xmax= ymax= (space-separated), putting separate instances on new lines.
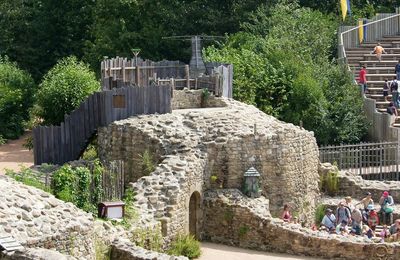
xmin=189 ymin=191 xmax=201 ymax=238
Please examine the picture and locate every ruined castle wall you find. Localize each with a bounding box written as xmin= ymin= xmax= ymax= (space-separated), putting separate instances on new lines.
xmin=97 ymin=97 xmax=321 ymax=238
xmin=171 ymin=89 xmax=227 ymax=110
xmin=0 ymin=177 xmax=95 ymax=259
xmin=203 ymin=190 xmax=400 ymax=260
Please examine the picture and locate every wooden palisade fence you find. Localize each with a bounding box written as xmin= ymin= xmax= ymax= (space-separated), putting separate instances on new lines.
xmin=319 ymin=141 xmax=400 ymax=181
xmin=33 ymin=85 xmax=172 ymax=165
xmin=101 ymin=57 xmax=233 ymax=98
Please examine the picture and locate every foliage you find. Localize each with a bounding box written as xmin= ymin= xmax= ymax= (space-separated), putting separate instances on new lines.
xmin=5 ymin=166 xmax=51 ymax=193
xmin=132 ymin=226 xmax=163 ymax=252
xmin=35 ymin=56 xmax=99 ymax=125
xmin=95 ymin=239 xmax=110 ymax=260
xmin=315 ymin=204 xmax=327 ymax=225
xmin=238 ymin=225 xmax=249 ymax=238
xmin=167 ymin=234 xmax=201 ymax=259
xmin=320 ymin=168 xmax=339 ymax=196
xmin=117 ymin=187 xmax=139 ymax=229
xmin=0 ymin=56 xmax=36 ymax=139
xmin=0 ymin=135 xmax=5 ymax=145
xmin=204 ymin=2 xmax=368 ymax=145
xmin=0 ymin=0 xmax=96 ymax=81
xmin=223 ymin=210 xmax=234 ymax=222
xmin=82 ymin=144 xmax=98 ymax=161
xmin=22 ymin=136 xmax=34 ymax=151
xmin=52 ymin=160 xmax=104 ymax=215
xmin=210 ymin=175 xmax=218 ymax=183
xmin=139 ymin=150 xmax=155 ymax=176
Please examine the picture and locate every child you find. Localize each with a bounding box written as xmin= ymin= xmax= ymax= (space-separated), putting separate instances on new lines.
xmin=383 ymin=79 xmax=390 ymax=102
xmin=380 ymin=225 xmax=390 ymax=242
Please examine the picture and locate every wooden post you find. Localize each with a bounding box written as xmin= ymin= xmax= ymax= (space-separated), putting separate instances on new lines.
xmin=185 ymin=65 xmax=190 ymax=89
xmin=380 ymin=143 xmax=383 ymax=180
xmin=195 ymin=78 xmax=198 ymax=89
xmin=135 ymin=66 xmax=140 ymax=86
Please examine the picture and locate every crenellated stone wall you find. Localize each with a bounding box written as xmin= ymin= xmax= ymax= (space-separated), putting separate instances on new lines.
xmin=203 ymin=189 xmax=400 ymax=260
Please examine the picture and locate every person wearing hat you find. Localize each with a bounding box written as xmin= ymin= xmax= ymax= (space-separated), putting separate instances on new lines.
xmin=367 ymin=205 xmax=379 ymax=231
xmin=389 ymin=219 xmax=400 ymax=235
xmin=320 ymin=208 xmax=336 ymax=232
xmin=379 ymin=191 xmax=395 ymax=225
xmin=336 ymin=202 xmax=352 ymax=225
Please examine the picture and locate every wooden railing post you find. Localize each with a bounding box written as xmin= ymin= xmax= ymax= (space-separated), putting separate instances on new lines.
xmin=135 ymin=66 xmax=140 ymax=86
xmin=185 ymin=65 xmax=190 ymax=89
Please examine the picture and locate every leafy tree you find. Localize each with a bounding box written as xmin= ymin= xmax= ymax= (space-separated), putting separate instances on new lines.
xmin=0 ymin=57 xmax=36 ymax=139
xmin=205 ymin=2 xmax=368 ymax=145
xmin=36 ymin=56 xmax=100 ymax=125
xmin=0 ymin=0 xmax=95 ymax=81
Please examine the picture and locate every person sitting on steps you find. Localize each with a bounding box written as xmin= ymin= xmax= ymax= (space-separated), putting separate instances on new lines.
xmin=355 ymin=192 xmax=374 ymax=222
xmin=320 ymin=208 xmax=336 ymax=232
xmin=281 ymin=204 xmax=292 ymax=222
xmin=379 ymin=191 xmax=394 ymax=225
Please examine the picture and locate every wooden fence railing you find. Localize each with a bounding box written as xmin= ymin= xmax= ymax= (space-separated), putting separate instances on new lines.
xmin=33 ymin=85 xmax=172 ymax=165
xmin=101 ymin=57 xmax=233 ymax=98
xmin=319 ymin=141 xmax=400 ymax=181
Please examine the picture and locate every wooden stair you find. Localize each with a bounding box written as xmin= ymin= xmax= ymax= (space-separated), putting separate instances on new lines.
xmin=346 ymin=35 xmax=400 ymax=127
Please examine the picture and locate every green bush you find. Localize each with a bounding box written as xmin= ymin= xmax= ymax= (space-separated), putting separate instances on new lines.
xmin=52 ymin=160 xmax=104 ymax=215
xmin=5 ymin=166 xmax=51 ymax=193
xmin=36 ymin=56 xmax=99 ymax=125
xmin=139 ymin=150 xmax=155 ymax=176
xmin=315 ymin=204 xmax=327 ymax=225
xmin=167 ymin=234 xmax=201 ymax=259
xmin=320 ymin=168 xmax=339 ymax=196
xmin=0 ymin=56 xmax=36 ymax=139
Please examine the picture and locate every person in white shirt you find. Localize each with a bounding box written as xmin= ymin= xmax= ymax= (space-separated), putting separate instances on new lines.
xmin=320 ymin=208 xmax=336 ymax=232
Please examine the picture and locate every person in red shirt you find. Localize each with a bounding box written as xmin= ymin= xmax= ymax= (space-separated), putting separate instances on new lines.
xmin=359 ymin=66 xmax=367 ymax=94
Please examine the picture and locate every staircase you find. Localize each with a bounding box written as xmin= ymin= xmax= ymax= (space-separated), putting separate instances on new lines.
xmin=347 ymin=35 xmax=400 ymax=127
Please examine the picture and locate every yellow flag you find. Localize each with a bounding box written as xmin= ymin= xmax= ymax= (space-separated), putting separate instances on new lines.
xmin=358 ymin=19 xmax=364 ymax=44
xmin=341 ymin=0 xmax=348 ymax=21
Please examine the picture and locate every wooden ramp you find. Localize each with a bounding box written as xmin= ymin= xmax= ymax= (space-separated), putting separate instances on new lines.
xmin=0 ymin=235 xmax=23 ymax=252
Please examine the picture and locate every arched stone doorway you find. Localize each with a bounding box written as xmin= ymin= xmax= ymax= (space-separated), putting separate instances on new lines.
xmin=189 ymin=191 xmax=201 ymax=239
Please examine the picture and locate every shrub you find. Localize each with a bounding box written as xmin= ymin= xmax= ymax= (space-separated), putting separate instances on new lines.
xmin=167 ymin=234 xmax=201 ymax=259
xmin=0 ymin=56 xmax=36 ymax=139
xmin=52 ymin=160 xmax=104 ymax=215
xmin=5 ymin=166 xmax=51 ymax=193
xmin=320 ymin=168 xmax=339 ymax=196
xmin=315 ymin=204 xmax=327 ymax=225
xmin=36 ymin=56 xmax=99 ymax=125
xmin=139 ymin=150 xmax=155 ymax=176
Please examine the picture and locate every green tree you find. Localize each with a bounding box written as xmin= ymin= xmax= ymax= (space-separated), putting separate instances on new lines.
xmin=36 ymin=56 xmax=100 ymax=125
xmin=0 ymin=0 xmax=95 ymax=81
xmin=0 ymin=57 xmax=36 ymax=139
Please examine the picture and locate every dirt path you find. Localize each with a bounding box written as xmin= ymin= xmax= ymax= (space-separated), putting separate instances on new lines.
xmin=200 ymin=243 xmax=321 ymax=260
xmin=0 ymin=132 xmax=33 ymax=174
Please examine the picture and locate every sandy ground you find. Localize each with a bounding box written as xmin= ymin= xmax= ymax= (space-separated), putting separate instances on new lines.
xmin=199 ymin=243 xmax=322 ymax=260
xmin=0 ymin=132 xmax=34 ymax=174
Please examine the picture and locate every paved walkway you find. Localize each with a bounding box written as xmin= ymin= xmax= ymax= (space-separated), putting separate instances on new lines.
xmin=0 ymin=132 xmax=33 ymax=174
xmin=199 ymin=242 xmax=321 ymax=260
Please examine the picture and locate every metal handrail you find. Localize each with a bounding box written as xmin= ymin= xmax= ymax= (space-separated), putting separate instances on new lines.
xmin=339 ymin=13 xmax=400 ymax=60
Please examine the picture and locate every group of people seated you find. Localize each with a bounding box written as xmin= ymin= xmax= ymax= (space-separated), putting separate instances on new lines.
xmin=319 ymin=191 xmax=399 ymax=242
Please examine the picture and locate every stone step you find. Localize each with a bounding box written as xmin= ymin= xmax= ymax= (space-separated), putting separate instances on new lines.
xmin=366 ymin=74 xmax=396 ymax=80
xmin=358 ymin=60 xmax=398 ymax=67
xmin=353 ymin=67 xmax=395 ymax=74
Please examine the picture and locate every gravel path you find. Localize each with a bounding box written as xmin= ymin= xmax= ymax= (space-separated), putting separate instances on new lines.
xmin=199 ymin=242 xmax=322 ymax=260
xmin=0 ymin=132 xmax=33 ymax=174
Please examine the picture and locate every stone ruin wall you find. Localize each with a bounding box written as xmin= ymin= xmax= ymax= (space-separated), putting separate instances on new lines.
xmin=203 ymin=189 xmax=400 ymax=260
xmin=97 ymin=93 xmax=321 ymax=244
xmin=0 ymin=177 xmax=96 ymax=259
xmin=171 ymin=88 xmax=228 ymax=110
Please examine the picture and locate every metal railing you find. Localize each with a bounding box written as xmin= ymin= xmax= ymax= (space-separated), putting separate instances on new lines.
xmin=339 ymin=9 xmax=400 ymax=62
xmin=319 ymin=141 xmax=400 ymax=180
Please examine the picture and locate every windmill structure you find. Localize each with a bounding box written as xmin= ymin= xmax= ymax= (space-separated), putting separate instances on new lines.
xmin=162 ymin=35 xmax=225 ymax=77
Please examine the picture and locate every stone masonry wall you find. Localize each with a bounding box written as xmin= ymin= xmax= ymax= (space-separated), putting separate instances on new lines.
xmin=98 ymin=98 xmax=320 ymax=240
xmin=0 ymin=176 xmax=95 ymax=259
xmin=110 ymin=238 xmax=188 ymax=260
xmin=171 ymin=89 xmax=227 ymax=110
xmin=319 ymin=163 xmax=400 ymax=202
xmin=203 ymin=189 xmax=400 ymax=260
